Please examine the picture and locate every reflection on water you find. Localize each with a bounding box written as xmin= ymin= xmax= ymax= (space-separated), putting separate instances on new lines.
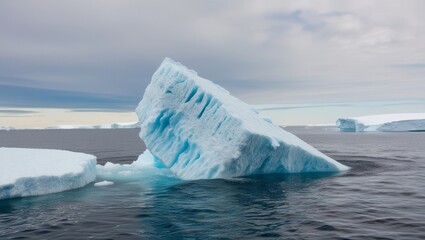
xmin=143 ymin=173 xmax=336 ymax=239
xmin=1 ymin=172 xmax=336 ymax=239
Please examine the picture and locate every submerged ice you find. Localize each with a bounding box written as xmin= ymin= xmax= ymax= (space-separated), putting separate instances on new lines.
xmin=136 ymin=58 xmax=348 ymax=180
xmin=95 ymin=150 xmax=179 ymax=189
xmin=0 ymin=148 xmax=96 ymax=199
xmin=96 ymin=150 xmax=172 ymax=181
xmin=336 ymin=113 xmax=425 ymax=132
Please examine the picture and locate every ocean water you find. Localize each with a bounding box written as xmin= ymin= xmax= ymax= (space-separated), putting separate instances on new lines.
xmin=1 ymin=127 xmax=425 ymax=239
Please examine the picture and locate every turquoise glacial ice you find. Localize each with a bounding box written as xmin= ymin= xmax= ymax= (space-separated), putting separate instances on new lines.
xmin=136 ymin=58 xmax=349 ymax=179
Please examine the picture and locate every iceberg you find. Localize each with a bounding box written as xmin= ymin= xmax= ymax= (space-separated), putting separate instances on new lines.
xmin=45 ymin=122 xmax=139 ymax=130
xmin=46 ymin=124 xmax=98 ymax=129
xmin=0 ymin=126 xmax=14 ymax=131
xmin=135 ymin=58 xmax=348 ymax=180
xmin=336 ymin=113 xmax=425 ymax=132
xmin=110 ymin=122 xmax=139 ymax=129
xmin=0 ymin=148 xmax=96 ymax=199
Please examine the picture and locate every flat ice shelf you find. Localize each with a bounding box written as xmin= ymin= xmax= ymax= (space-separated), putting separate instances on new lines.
xmin=0 ymin=147 xmax=96 ymax=199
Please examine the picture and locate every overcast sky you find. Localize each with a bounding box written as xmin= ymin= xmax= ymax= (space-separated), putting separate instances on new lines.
xmin=1 ymin=0 xmax=425 ymax=110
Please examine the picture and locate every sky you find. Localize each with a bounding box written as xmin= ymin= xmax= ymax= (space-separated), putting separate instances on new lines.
xmin=1 ymin=0 xmax=425 ymax=127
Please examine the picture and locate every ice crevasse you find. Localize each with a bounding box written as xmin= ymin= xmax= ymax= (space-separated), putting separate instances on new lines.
xmin=136 ymin=58 xmax=349 ymax=180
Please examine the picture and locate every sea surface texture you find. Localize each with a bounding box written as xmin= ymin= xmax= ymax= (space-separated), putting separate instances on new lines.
xmin=0 ymin=127 xmax=424 ymax=239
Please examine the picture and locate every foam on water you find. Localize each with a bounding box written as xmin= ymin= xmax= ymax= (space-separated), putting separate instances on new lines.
xmin=96 ymin=150 xmax=177 ymax=181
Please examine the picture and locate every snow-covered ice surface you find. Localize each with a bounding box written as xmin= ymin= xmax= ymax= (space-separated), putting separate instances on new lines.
xmin=136 ymin=58 xmax=348 ymax=180
xmin=336 ymin=113 xmax=425 ymax=132
xmin=0 ymin=148 xmax=96 ymax=199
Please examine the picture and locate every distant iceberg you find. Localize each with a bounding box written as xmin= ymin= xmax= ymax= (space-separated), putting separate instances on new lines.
xmin=135 ymin=58 xmax=348 ymax=180
xmin=1 ymin=123 xmax=139 ymax=130
xmin=0 ymin=148 xmax=96 ymax=199
xmin=336 ymin=113 xmax=425 ymax=132
xmin=0 ymin=126 xmax=14 ymax=131
xmin=44 ymin=122 xmax=139 ymax=130
xmin=110 ymin=122 xmax=140 ymax=129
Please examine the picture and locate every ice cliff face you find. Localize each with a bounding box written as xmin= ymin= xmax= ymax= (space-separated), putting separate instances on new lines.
xmin=337 ymin=113 xmax=425 ymax=132
xmin=136 ymin=58 xmax=348 ymax=179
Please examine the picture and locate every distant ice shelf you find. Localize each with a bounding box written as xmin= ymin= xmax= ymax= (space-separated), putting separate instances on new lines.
xmin=0 ymin=126 xmax=14 ymax=131
xmin=336 ymin=113 xmax=425 ymax=132
xmin=46 ymin=122 xmax=140 ymax=130
xmin=135 ymin=58 xmax=348 ymax=180
xmin=0 ymin=122 xmax=140 ymax=130
xmin=0 ymin=148 xmax=96 ymax=199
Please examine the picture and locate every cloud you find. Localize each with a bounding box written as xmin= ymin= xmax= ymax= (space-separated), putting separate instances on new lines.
xmin=1 ymin=0 xmax=425 ymax=109
xmin=266 ymin=10 xmax=326 ymax=32
xmin=390 ymin=63 xmax=425 ymax=68
xmin=0 ymin=84 xmax=138 ymax=109
xmin=254 ymin=99 xmax=425 ymax=111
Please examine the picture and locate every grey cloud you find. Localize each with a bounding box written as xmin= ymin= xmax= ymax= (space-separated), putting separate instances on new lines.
xmin=266 ymin=10 xmax=326 ymax=32
xmin=255 ymin=99 xmax=425 ymax=111
xmin=1 ymin=0 xmax=425 ymax=108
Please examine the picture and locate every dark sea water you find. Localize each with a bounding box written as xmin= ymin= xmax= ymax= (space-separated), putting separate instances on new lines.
xmin=1 ymin=127 xmax=425 ymax=240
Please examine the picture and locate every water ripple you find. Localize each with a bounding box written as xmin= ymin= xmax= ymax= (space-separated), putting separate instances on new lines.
xmin=1 ymin=128 xmax=425 ymax=239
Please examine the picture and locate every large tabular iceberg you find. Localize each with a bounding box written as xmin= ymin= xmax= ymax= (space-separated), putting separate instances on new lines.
xmin=0 ymin=148 xmax=96 ymax=199
xmin=136 ymin=58 xmax=348 ymax=179
xmin=336 ymin=113 xmax=425 ymax=132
